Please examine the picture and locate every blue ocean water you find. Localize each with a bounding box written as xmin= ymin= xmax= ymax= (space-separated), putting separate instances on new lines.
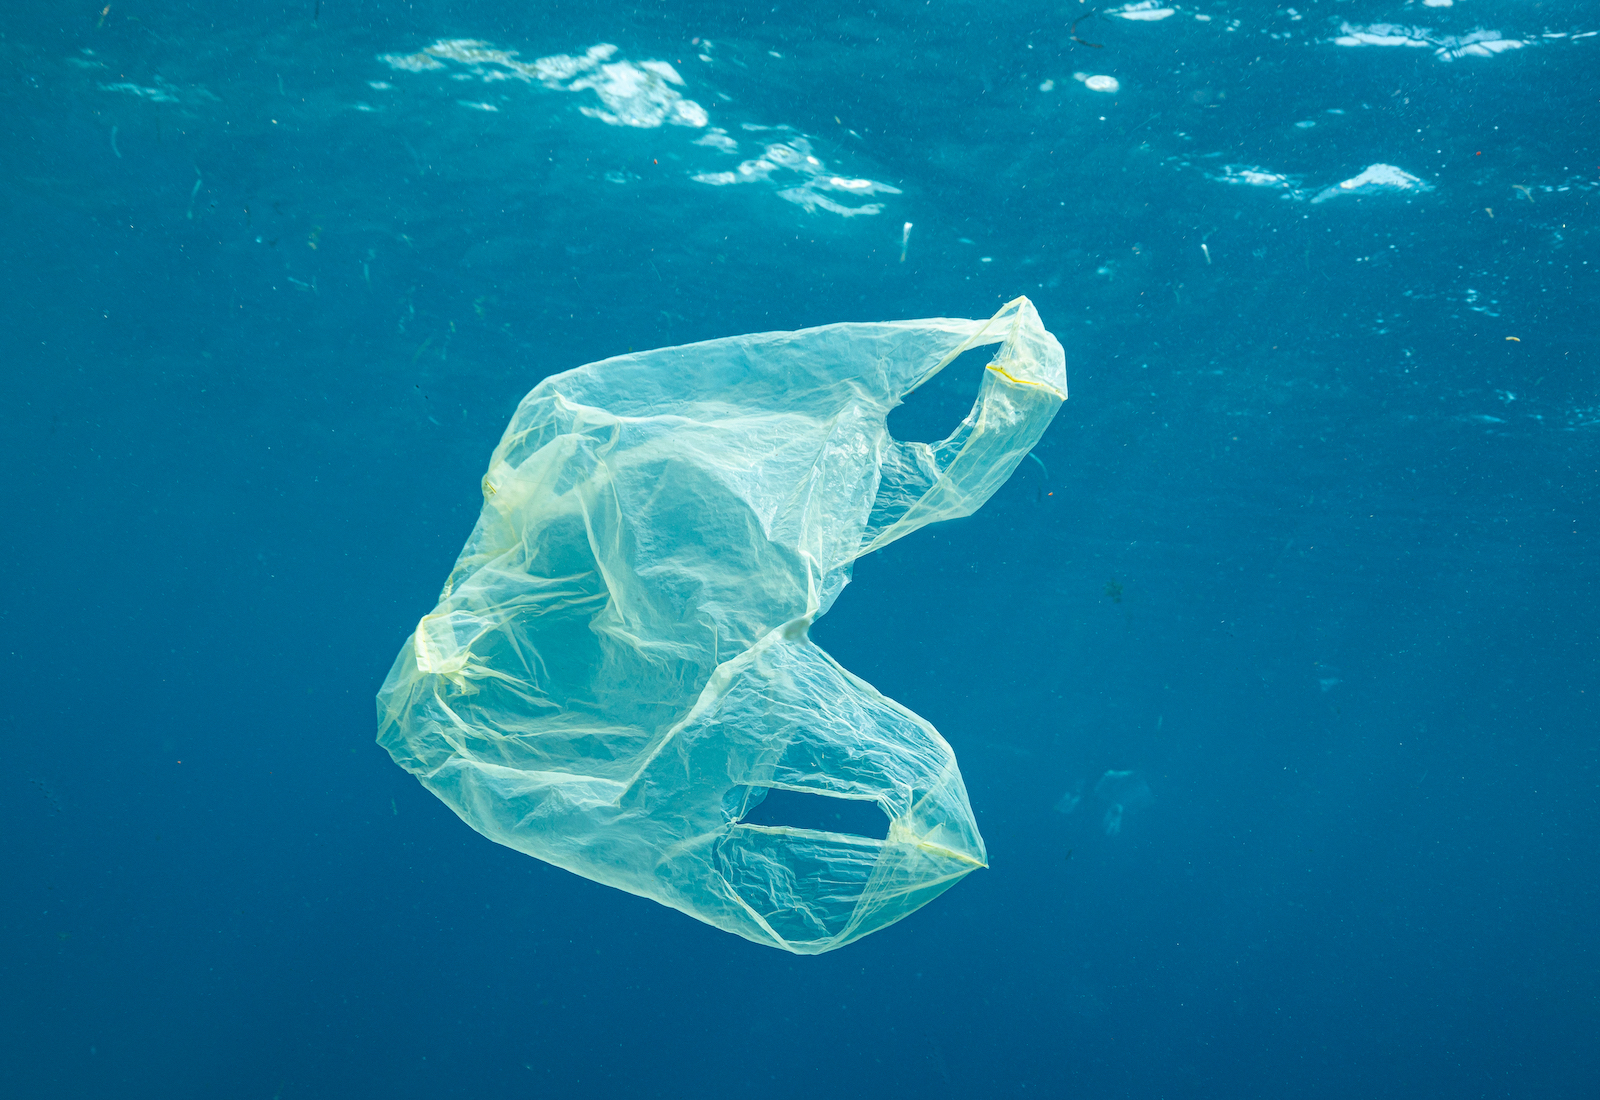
xmin=3 ymin=0 xmax=1596 ymax=1095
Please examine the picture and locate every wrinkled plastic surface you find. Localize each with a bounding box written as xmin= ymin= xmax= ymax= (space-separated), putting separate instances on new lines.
xmin=377 ymin=296 xmax=1066 ymax=953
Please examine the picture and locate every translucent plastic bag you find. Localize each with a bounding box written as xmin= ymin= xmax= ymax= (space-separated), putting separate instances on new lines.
xmin=377 ymin=296 xmax=1066 ymax=953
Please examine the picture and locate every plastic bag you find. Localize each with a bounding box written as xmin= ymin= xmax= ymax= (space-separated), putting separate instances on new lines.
xmin=377 ymin=296 xmax=1066 ymax=953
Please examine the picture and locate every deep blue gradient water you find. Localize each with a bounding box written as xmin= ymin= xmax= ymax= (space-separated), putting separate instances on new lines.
xmin=3 ymin=2 xmax=1596 ymax=1097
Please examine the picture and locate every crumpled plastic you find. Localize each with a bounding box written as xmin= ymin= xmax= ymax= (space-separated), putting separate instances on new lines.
xmin=377 ymin=296 xmax=1066 ymax=953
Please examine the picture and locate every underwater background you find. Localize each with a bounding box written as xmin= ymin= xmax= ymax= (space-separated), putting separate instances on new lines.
xmin=3 ymin=1 xmax=1596 ymax=1096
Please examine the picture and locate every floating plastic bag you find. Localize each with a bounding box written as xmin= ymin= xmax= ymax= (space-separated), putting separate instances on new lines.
xmin=377 ymin=296 xmax=1066 ymax=953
